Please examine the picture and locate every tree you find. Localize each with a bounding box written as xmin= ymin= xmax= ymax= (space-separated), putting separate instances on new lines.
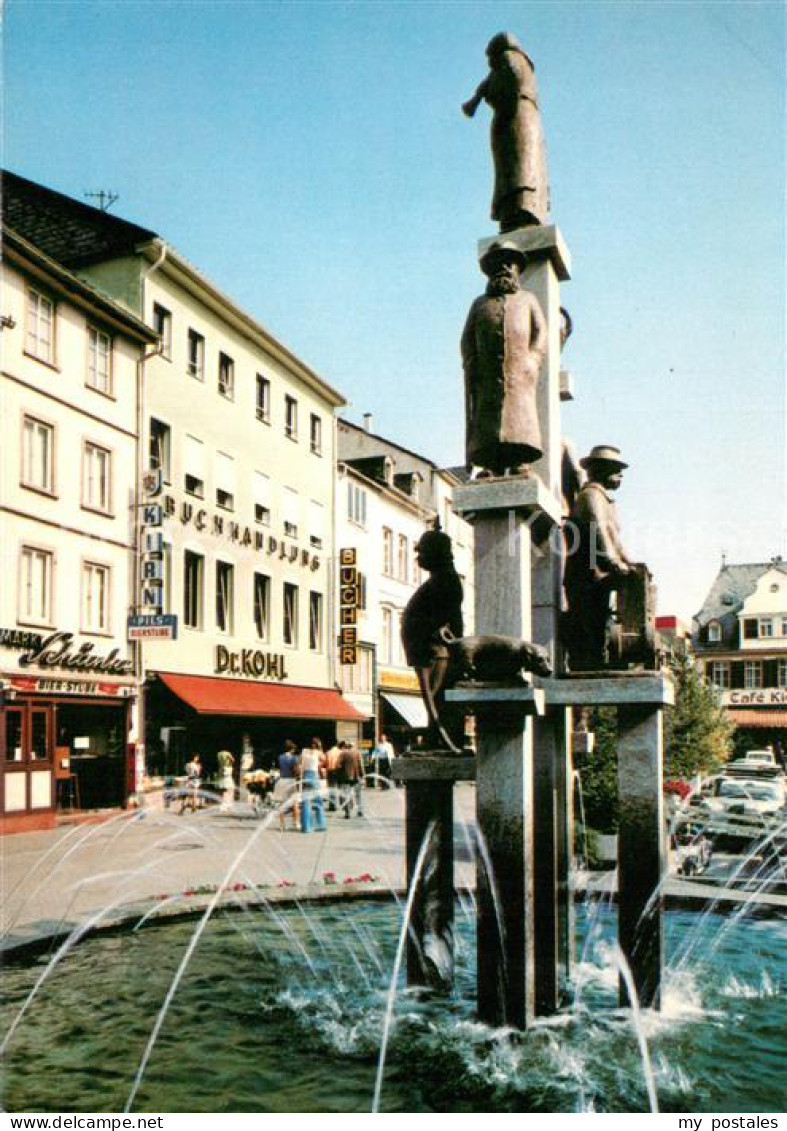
xmin=663 ymin=654 xmax=734 ymax=778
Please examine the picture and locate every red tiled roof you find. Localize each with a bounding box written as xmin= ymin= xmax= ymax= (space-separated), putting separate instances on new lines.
xmin=727 ymin=708 xmax=787 ymax=729
xmin=157 ymin=673 xmax=366 ymax=721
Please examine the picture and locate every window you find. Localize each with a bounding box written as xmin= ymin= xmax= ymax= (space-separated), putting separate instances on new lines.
xmin=218 ymin=352 xmax=234 ymax=399
xmin=707 ymin=661 xmax=730 ymax=689
xmin=187 ymin=329 xmax=205 ymax=380
xmin=285 ymin=395 xmax=298 ymax=440
xmin=283 ymin=582 xmax=298 ymax=646
xmin=153 ymin=303 xmax=172 ymax=360
xmin=184 ymin=434 xmax=205 ymax=498
xmin=82 ymin=442 xmax=112 ymax=513
xmin=308 ymin=500 xmax=324 ymax=549
xmin=216 ymin=561 xmax=234 ymax=633
xmin=381 ymin=607 xmax=393 ymax=664
xmin=149 ymin=418 xmax=171 ymax=481
xmin=382 ymin=528 xmax=394 ymax=576
xmin=21 ymin=416 xmax=55 ymax=494
xmin=309 ymin=591 xmax=323 ymax=651
xmin=356 ymin=571 xmax=367 ymax=610
xmin=759 ymin=619 xmax=774 ymax=638
xmin=26 ymin=288 xmax=54 ymax=363
xmin=707 ymin=620 xmax=721 ymax=643
xmin=782 ymin=618 xmax=787 ymax=638
xmin=82 ymin=561 xmax=110 ymax=633
xmin=253 ymin=471 xmax=271 ymax=526
xmin=347 ymin=481 xmax=367 ymax=526
xmin=256 ymin=375 xmax=270 ymax=422
xmin=215 ymin=451 xmax=235 ymax=511
xmin=778 ymin=660 xmax=787 ymax=688
xmin=338 ymin=644 xmax=374 ymax=695
xmin=397 ymin=534 xmax=408 ymax=582
xmin=254 ymin=573 xmax=270 ymax=640
xmin=19 ymin=546 xmax=53 ymax=625
xmin=310 ymin=414 xmax=322 ymax=455
xmin=183 ymin=551 xmax=204 ymax=629
xmin=282 ymin=487 xmax=299 ymax=539
xmin=743 ymin=619 xmax=758 ymax=640
xmin=744 ymin=660 xmax=763 ymax=689
xmin=87 ymin=327 xmax=112 ymax=393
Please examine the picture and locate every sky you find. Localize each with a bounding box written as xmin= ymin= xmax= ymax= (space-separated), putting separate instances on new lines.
xmin=3 ymin=0 xmax=785 ymax=622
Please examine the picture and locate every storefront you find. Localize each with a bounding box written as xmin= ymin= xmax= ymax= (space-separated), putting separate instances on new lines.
xmin=1 ymin=631 xmax=136 ymax=833
xmin=144 ymin=670 xmax=365 ymax=780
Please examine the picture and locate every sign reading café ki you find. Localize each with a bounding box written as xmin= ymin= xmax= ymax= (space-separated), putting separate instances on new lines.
xmin=722 ymin=688 xmax=787 ymax=707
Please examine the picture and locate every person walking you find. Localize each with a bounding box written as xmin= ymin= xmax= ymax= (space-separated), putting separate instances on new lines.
xmin=325 ymin=741 xmax=342 ymax=811
xmin=338 ymin=740 xmax=366 ymax=819
xmin=179 ymin=753 xmax=202 ymax=815
xmin=372 ymin=733 xmax=395 ymax=789
xmin=217 ymin=749 xmax=235 ymax=811
xmin=299 ymin=737 xmax=326 ymax=834
xmin=274 ymin=739 xmax=300 ymax=830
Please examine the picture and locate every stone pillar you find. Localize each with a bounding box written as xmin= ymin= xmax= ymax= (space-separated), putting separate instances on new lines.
xmin=617 ymin=705 xmax=665 ymax=1009
xmin=393 ymin=756 xmax=475 ymax=991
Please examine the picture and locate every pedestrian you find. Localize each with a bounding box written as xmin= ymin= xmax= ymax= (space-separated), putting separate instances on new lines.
xmin=179 ymin=753 xmax=201 ymax=815
xmin=300 ymin=737 xmax=326 ymax=833
xmin=325 ymin=740 xmax=342 ymax=811
xmin=274 ymin=739 xmax=301 ymax=830
xmin=217 ymin=748 xmax=235 ymax=811
xmin=372 ymin=733 xmax=395 ymax=789
xmin=338 ymin=740 xmax=365 ymax=818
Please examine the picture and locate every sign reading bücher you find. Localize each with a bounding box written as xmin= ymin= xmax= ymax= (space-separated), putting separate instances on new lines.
xmin=339 ymin=548 xmax=359 ymax=665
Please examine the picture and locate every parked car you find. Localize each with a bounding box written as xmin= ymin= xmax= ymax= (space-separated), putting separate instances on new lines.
xmin=742 ymin=749 xmax=777 ymax=766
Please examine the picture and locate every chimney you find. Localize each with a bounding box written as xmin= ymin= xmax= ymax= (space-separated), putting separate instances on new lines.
xmin=363 ymin=413 xmax=373 ymax=433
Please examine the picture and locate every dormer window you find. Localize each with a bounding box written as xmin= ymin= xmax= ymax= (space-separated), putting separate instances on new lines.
xmin=707 ymin=620 xmax=721 ymax=643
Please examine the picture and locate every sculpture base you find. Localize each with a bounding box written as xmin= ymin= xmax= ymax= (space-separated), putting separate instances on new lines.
xmin=392 ymin=756 xmax=476 ymax=782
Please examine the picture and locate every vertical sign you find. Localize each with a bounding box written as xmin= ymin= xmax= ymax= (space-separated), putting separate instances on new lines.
xmin=139 ymin=474 xmax=164 ymax=612
xmin=339 ymin=548 xmax=359 ymax=664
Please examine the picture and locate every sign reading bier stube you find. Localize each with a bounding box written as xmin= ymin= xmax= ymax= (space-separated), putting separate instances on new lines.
xmin=339 ymin=548 xmax=359 ymax=665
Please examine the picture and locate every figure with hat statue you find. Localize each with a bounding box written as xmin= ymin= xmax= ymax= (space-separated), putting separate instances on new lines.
xmin=563 ymin=446 xmax=657 ymax=672
xmin=462 ymin=31 xmax=549 ymax=232
xmin=462 ymin=241 xmax=546 ymax=478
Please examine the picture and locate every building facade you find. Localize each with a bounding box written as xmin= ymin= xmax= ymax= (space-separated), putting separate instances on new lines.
xmin=0 ymin=227 xmax=155 ymax=832
xmin=336 ymin=418 xmax=474 ymax=750
xmin=692 ymin=558 xmax=787 ymax=760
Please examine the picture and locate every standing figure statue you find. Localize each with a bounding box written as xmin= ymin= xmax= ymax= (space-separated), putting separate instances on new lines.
xmin=562 ymin=445 xmax=633 ymax=671
xmin=462 ymin=31 xmax=549 ymax=232
xmin=401 ymin=523 xmax=464 ymax=753
xmin=462 ymin=241 xmax=547 ymax=477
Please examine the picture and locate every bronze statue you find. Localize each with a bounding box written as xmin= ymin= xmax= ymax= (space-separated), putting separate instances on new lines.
xmin=462 ymin=241 xmax=546 ymax=477
xmin=462 ymin=31 xmax=549 ymax=232
xmin=401 ymin=523 xmax=464 ymax=753
xmin=440 ymin=628 xmax=551 ymax=682
xmin=562 ymin=445 xmax=656 ymax=671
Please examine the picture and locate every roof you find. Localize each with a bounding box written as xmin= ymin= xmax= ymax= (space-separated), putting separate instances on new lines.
xmin=693 ymin=560 xmax=787 ymax=627
xmin=3 ymin=225 xmax=157 ymax=344
xmin=157 ymin=672 xmax=366 ymax=720
xmin=2 ymin=170 xmax=157 ymax=267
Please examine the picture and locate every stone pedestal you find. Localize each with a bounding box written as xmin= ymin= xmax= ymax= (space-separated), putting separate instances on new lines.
xmin=393 ymin=755 xmax=475 ymax=990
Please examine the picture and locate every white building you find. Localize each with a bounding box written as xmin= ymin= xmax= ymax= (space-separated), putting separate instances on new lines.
xmin=336 ymin=418 xmax=474 ymax=749
xmin=0 ymin=226 xmax=155 ymax=832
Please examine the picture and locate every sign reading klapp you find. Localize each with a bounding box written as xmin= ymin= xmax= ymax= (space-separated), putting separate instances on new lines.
xmin=339 ymin=548 xmax=359 ymax=665
xmin=722 ymin=688 xmax=787 ymax=707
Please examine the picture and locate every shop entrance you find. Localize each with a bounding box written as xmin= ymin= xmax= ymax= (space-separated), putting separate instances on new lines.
xmin=55 ymin=702 xmax=127 ymax=811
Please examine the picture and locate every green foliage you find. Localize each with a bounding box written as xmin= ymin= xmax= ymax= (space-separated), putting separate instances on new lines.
xmin=574 ymin=707 xmax=619 ymax=834
xmin=663 ymin=654 xmax=734 ymax=777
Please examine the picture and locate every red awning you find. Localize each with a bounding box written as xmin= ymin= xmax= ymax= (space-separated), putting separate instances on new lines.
xmin=157 ymin=672 xmax=365 ymax=720
xmin=727 ymin=708 xmax=787 ymax=729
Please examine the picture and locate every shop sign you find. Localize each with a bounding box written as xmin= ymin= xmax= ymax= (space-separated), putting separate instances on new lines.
xmin=1 ymin=628 xmax=134 ymax=675
xmin=215 ymin=645 xmax=289 ymax=681
xmin=160 ymin=493 xmax=320 ymax=572
xmin=339 ymin=548 xmax=359 ymax=664
xmin=127 ymin=614 xmax=179 ymax=641
xmin=379 ymin=668 xmax=420 ymax=692
xmin=140 ymin=472 xmax=164 ymax=613
xmin=10 ymin=675 xmax=132 ymax=697
xmin=722 ymin=688 xmax=787 ymax=707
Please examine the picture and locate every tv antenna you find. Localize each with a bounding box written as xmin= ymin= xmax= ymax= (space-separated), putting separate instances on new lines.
xmin=85 ymin=190 xmax=119 ymax=212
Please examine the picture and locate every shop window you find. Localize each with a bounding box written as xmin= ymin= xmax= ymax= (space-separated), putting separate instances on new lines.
xmin=283 ymin=582 xmax=298 ymax=646
xmin=82 ymin=561 xmax=110 ymax=633
xmin=216 ymin=561 xmax=234 ymax=634
xmin=87 ymin=326 xmax=112 ymax=394
xmin=254 ymin=572 xmax=270 ymax=641
xmin=82 ymin=442 xmax=112 ymax=514
xmin=309 ymin=591 xmax=323 ymax=651
xmin=26 ymin=288 xmax=54 ymax=364
xmin=183 ymin=550 xmax=204 ymax=629
xmin=153 ymin=303 xmax=172 ymax=360
xmin=20 ymin=546 xmax=53 ymax=626
xmin=21 ymin=416 xmax=55 ymax=495
xmin=187 ymin=329 xmax=205 ymax=380
xmin=5 ymin=709 xmax=24 ymax=762
xmin=256 ymin=375 xmax=270 ymax=422
xmin=30 ymin=710 xmax=49 ymax=761
xmin=149 ymin=418 xmax=171 ymax=481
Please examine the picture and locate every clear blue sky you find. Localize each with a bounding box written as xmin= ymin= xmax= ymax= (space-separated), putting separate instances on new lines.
xmin=4 ymin=0 xmax=785 ymax=621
